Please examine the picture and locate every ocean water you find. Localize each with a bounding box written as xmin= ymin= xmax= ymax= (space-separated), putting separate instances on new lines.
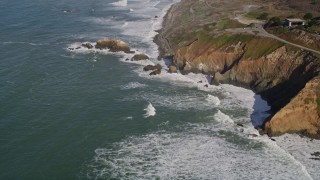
xmin=1 ymin=0 xmax=320 ymax=179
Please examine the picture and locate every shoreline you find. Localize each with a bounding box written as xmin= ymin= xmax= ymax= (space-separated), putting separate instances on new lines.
xmin=152 ymin=0 xmax=320 ymax=139
xmin=153 ymin=0 xmax=273 ymax=132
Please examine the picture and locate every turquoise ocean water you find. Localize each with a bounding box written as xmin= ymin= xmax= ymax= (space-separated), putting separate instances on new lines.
xmin=1 ymin=0 xmax=320 ymax=179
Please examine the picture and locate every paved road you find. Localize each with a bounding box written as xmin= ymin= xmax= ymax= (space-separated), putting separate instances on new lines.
xmin=227 ymin=25 xmax=320 ymax=55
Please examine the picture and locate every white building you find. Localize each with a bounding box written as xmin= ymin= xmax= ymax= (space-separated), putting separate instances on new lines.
xmin=284 ymin=18 xmax=306 ymax=27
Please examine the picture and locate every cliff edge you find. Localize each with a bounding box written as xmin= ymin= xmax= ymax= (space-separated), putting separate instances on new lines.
xmin=155 ymin=0 xmax=320 ymax=138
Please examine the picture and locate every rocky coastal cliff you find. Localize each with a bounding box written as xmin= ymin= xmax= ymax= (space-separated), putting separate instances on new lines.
xmin=155 ymin=0 xmax=320 ymax=138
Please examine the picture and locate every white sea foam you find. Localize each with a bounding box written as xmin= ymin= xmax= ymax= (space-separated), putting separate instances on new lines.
xmin=273 ymin=134 xmax=320 ymax=179
xmin=76 ymin=0 xmax=320 ymax=178
xmin=138 ymin=91 xmax=221 ymax=111
xmin=206 ymin=94 xmax=221 ymax=106
xmin=120 ymin=82 xmax=147 ymax=90
xmin=144 ymin=102 xmax=156 ymax=118
xmin=86 ymin=122 xmax=315 ymax=179
xmin=110 ymin=0 xmax=127 ymax=7
xmin=214 ymin=110 xmax=234 ymax=124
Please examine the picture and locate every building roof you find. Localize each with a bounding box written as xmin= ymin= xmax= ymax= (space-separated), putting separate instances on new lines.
xmin=285 ymin=18 xmax=306 ymax=22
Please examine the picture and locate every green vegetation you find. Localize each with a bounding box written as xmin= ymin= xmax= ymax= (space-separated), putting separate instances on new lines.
xmin=243 ymin=37 xmax=284 ymax=59
xmin=257 ymin=13 xmax=269 ymax=20
xmin=269 ymin=16 xmax=282 ymax=26
xmin=303 ymin=13 xmax=313 ymax=20
xmin=311 ymin=0 xmax=319 ymax=4
xmin=217 ymin=18 xmax=246 ymax=29
xmin=197 ymin=33 xmax=284 ymax=59
xmin=245 ymin=7 xmax=267 ymax=19
xmin=316 ymin=98 xmax=320 ymax=110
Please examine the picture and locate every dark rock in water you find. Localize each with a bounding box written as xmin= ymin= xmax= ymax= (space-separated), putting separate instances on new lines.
xmin=149 ymin=69 xmax=161 ymax=76
xmin=82 ymin=43 xmax=93 ymax=49
xmin=131 ymin=53 xmax=149 ymax=61
xmin=239 ymin=128 xmax=244 ymax=132
xmin=311 ymin=152 xmax=320 ymax=157
xmin=125 ymin=58 xmax=129 ymax=61
xmin=128 ymin=50 xmax=135 ymax=54
xmin=204 ymin=84 xmax=209 ymax=88
xmin=269 ymin=138 xmax=276 ymax=141
xmin=198 ymin=80 xmax=203 ymax=83
xmin=258 ymin=128 xmax=265 ymax=135
xmin=310 ymin=157 xmax=320 ymax=161
xmin=236 ymin=123 xmax=244 ymax=127
xmin=168 ymin=65 xmax=177 ymax=73
xmin=143 ymin=64 xmax=162 ymax=71
xmin=95 ymin=39 xmax=131 ymax=53
xmin=155 ymin=16 xmax=158 ymax=18
xmin=68 ymin=48 xmax=74 ymax=51
xmin=75 ymin=47 xmax=81 ymax=49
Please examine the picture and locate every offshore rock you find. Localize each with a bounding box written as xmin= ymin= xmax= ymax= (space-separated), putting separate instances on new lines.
xmin=95 ymin=38 xmax=131 ymax=53
xmin=131 ymin=53 xmax=149 ymax=61
xmin=143 ymin=64 xmax=162 ymax=71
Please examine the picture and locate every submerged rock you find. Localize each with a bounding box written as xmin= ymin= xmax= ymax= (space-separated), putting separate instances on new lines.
xmin=95 ymin=38 xmax=131 ymax=53
xmin=131 ymin=53 xmax=149 ymax=61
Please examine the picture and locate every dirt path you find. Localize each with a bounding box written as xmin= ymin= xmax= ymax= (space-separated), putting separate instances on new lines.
xmin=229 ymin=14 xmax=320 ymax=55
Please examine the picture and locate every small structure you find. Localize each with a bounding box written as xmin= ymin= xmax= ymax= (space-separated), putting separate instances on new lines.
xmin=284 ymin=18 xmax=306 ymax=27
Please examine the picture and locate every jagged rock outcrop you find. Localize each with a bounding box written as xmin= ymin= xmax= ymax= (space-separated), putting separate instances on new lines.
xmin=95 ymin=39 xmax=132 ymax=53
xmin=154 ymin=0 xmax=320 ymax=138
xmin=175 ymin=40 xmax=246 ymax=74
xmin=173 ymin=34 xmax=320 ymax=138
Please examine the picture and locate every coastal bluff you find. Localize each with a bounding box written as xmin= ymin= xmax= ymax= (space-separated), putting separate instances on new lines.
xmin=155 ymin=0 xmax=320 ymax=138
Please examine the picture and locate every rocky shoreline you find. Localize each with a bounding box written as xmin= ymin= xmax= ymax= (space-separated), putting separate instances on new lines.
xmin=154 ymin=0 xmax=320 ymax=138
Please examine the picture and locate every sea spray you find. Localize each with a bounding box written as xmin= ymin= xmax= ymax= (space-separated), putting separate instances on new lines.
xmin=144 ymin=102 xmax=156 ymax=118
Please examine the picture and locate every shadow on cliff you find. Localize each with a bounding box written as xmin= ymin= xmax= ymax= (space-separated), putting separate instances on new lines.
xmin=255 ymin=56 xmax=319 ymax=129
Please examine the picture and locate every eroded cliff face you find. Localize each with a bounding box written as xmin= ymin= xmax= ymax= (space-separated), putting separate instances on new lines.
xmin=173 ymin=34 xmax=320 ymax=137
xmin=265 ymin=77 xmax=320 ymax=138
xmin=155 ymin=0 xmax=320 ymax=138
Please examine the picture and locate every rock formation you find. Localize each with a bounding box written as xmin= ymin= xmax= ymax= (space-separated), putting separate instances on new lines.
xmin=173 ymin=34 xmax=320 ymax=137
xmin=143 ymin=64 xmax=162 ymax=71
xmin=95 ymin=38 xmax=132 ymax=53
xmin=131 ymin=53 xmax=149 ymax=61
xmin=82 ymin=43 xmax=93 ymax=49
xmin=168 ymin=65 xmax=178 ymax=73
xmin=154 ymin=0 xmax=320 ymax=138
xmin=149 ymin=69 xmax=161 ymax=76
